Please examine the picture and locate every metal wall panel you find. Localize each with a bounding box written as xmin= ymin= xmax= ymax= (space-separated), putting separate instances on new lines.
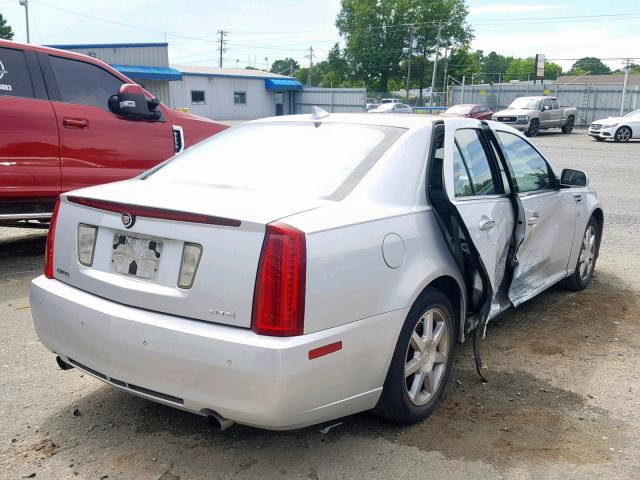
xmin=56 ymin=46 xmax=170 ymax=67
xmin=169 ymin=74 xmax=276 ymax=120
xmin=293 ymin=87 xmax=367 ymax=113
xmin=138 ymin=80 xmax=171 ymax=105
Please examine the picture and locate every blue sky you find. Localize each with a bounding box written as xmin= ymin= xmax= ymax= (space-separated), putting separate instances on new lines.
xmin=1 ymin=0 xmax=639 ymax=72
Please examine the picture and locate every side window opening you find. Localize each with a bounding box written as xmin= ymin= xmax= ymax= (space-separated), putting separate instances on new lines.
xmin=453 ymin=129 xmax=501 ymax=197
xmin=49 ymin=55 xmax=123 ymax=111
xmin=496 ymin=131 xmax=553 ymax=193
xmin=0 ymin=47 xmax=35 ymax=99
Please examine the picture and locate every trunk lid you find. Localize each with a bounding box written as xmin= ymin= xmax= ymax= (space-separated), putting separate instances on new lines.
xmin=52 ymin=179 xmax=322 ymax=328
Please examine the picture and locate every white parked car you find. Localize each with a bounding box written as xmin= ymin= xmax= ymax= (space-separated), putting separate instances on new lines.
xmin=369 ymin=102 xmax=413 ymax=114
xmin=589 ymin=108 xmax=640 ymax=142
xmin=31 ymin=113 xmax=603 ymax=430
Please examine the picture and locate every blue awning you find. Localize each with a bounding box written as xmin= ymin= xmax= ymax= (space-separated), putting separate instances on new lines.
xmin=265 ymin=78 xmax=303 ymax=91
xmin=111 ymin=64 xmax=182 ymax=81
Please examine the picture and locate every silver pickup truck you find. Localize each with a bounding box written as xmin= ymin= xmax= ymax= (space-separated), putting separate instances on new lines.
xmin=492 ymin=96 xmax=577 ymax=137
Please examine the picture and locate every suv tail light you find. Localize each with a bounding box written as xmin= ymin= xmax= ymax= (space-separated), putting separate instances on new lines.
xmin=44 ymin=198 xmax=61 ymax=279
xmin=252 ymin=222 xmax=306 ymax=336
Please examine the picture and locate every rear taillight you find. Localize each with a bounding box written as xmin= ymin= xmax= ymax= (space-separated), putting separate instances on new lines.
xmin=252 ymin=222 xmax=306 ymax=336
xmin=44 ymin=198 xmax=61 ymax=279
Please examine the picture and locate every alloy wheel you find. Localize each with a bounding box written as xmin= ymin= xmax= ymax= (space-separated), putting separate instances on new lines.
xmin=615 ymin=127 xmax=631 ymax=142
xmin=578 ymin=225 xmax=596 ymax=281
xmin=404 ymin=308 xmax=449 ymax=406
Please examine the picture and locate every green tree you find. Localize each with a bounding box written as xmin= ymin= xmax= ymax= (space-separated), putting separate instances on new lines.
xmin=612 ymin=63 xmax=640 ymax=75
xmin=504 ymin=57 xmax=563 ymax=81
xmin=0 ymin=13 xmax=14 ymax=40
xmin=481 ymin=51 xmax=512 ymax=83
xmin=568 ymin=57 xmax=611 ymax=76
xmin=336 ymin=0 xmax=471 ymax=92
xmin=270 ymin=58 xmax=300 ymax=75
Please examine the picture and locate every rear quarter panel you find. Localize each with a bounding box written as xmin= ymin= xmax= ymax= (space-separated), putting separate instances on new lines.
xmin=288 ymin=204 xmax=466 ymax=336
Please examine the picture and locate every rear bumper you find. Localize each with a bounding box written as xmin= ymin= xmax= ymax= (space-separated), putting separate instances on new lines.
xmin=30 ymin=276 xmax=405 ymax=430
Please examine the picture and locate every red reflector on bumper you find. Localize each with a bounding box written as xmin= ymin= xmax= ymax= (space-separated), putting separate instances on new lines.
xmin=308 ymin=341 xmax=342 ymax=360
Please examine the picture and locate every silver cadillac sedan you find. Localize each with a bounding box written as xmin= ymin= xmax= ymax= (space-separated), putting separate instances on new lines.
xmin=30 ymin=111 xmax=603 ymax=430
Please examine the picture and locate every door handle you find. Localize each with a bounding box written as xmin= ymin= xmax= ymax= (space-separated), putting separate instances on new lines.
xmin=63 ymin=118 xmax=88 ymax=129
xmin=527 ymin=212 xmax=541 ymax=225
xmin=477 ymin=218 xmax=496 ymax=231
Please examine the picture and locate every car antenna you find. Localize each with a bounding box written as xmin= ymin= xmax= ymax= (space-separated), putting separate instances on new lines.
xmin=310 ymin=106 xmax=330 ymax=122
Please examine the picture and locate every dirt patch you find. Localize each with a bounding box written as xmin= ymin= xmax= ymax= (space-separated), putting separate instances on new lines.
xmin=528 ymin=341 xmax=565 ymax=355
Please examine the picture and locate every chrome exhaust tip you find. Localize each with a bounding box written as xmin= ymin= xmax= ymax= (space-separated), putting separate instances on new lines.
xmin=56 ymin=356 xmax=74 ymax=370
xmin=203 ymin=409 xmax=235 ymax=431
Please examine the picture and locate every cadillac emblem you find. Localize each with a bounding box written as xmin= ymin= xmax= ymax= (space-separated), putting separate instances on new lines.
xmin=121 ymin=212 xmax=135 ymax=228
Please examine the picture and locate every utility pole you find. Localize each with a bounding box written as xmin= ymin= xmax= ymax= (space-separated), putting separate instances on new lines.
xmin=19 ymin=0 xmax=29 ymax=43
xmin=429 ymin=23 xmax=443 ymax=107
xmin=442 ymin=44 xmax=449 ymax=105
xmin=620 ymin=58 xmax=631 ymax=116
xmin=217 ymin=30 xmax=228 ymax=68
xmin=404 ymin=24 xmax=415 ymax=102
xmin=305 ymin=46 xmax=315 ymax=85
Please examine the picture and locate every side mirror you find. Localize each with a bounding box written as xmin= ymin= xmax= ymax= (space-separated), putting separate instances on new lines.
xmin=108 ymin=83 xmax=160 ymax=120
xmin=542 ymin=105 xmax=550 ymax=111
xmin=560 ymin=168 xmax=588 ymax=187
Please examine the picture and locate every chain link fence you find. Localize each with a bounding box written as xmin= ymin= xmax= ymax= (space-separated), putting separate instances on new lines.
xmin=450 ymin=82 xmax=640 ymax=126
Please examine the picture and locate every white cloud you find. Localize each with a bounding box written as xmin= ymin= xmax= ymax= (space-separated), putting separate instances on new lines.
xmin=469 ymin=4 xmax=566 ymax=15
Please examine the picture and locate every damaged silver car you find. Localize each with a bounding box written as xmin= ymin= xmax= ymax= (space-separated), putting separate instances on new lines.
xmin=31 ymin=114 xmax=603 ymax=429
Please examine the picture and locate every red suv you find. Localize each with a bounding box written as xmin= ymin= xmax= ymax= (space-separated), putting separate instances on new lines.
xmin=0 ymin=40 xmax=227 ymax=226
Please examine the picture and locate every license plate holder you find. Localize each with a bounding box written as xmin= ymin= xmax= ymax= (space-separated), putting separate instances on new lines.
xmin=111 ymin=232 xmax=163 ymax=280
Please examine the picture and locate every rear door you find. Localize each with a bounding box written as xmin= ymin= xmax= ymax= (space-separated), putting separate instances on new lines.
xmin=493 ymin=128 xmax=577 ymax=305
xmin=440 ymin=121 xmax=515 ymax=314
xmin=0 ymin=45 xmax=60 ymax=207
xmin=39 ymin=52 xmax=174 ymax=192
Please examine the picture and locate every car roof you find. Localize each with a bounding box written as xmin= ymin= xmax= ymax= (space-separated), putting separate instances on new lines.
xmin=248 ymin=112 xmax=454 ymax=129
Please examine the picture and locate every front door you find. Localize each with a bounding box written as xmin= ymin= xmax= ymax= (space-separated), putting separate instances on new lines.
xmin=41 ymin=53 xmax=174 ymax=192
xmin=539 ymin=98 xmax=554 ymax=128
xmin=493 ymin=129 xmax=577 ymax=305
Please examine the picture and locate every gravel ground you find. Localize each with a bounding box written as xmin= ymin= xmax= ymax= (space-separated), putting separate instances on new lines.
xmin=1 ymin=131 xmax=639 ymax=480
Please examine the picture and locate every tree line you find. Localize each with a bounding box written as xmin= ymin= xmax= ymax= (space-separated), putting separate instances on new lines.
xmin=268 ymin=0 xmax=639 ymax=94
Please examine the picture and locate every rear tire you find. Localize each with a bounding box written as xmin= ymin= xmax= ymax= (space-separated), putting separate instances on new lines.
xmin=614 ymin=126 xmax=632 ymax=143
xmin=560 ymin=216 xmax=600 ymax=291
xmin=375 ymin=288 xmax=455 ymax=424
xmin=561 ymin=116 xmax=575 ymax=134
xmin=524 ymin=119 xmax=540 ymax=137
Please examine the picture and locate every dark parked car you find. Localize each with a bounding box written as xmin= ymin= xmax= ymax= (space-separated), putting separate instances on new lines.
xmin=440 ymin=104 xmax=493 ymax=120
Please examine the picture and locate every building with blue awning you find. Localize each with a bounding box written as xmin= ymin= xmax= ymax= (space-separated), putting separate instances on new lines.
xmin=47 ymin=42 xmax=363 ymax=121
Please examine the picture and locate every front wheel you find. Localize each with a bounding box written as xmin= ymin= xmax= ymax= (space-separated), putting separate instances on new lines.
xmin=524 ymin=119 xmax=540 ymax=137
xmin=375 ymin=288 xmax=455 ymax=424
xmin=562 ymin=116 xmax=575 ymax=134
xmin=614 ymin=126 xmax=632 ymax=143
xmin=560 ymin=216 xmax=600 ymax=291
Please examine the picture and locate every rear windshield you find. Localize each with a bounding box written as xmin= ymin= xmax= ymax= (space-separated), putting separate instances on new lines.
xmin=145 ymin=122 xmax=405 ymax=200
xmin=446 ymin=105 xmax=472 ymax=114
xmin=509 ymin=98 xmax=542 ymax=110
